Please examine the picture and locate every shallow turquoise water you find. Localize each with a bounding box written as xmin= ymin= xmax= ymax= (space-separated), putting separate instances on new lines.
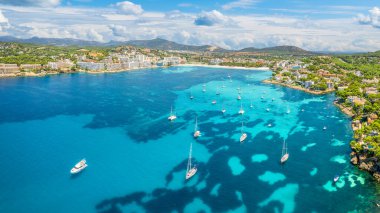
xmin=0 ymin=66 xmax=378 ymax=212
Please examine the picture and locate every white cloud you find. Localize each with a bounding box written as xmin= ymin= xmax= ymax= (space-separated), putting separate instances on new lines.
xmin=194 ymin=10 xmax=232 ymax=26
xmin=0 ymin=9 xmax=8 ymax=23
xmin=356 ymin=7 xmax=380 ymax=28
xmin=0 ymin=0 xmax=61 ymax=7
xmin=222 ymin=0 xmax=258 ymax=10
xmin=114 ymin=1 xmax=143 ymax=15
xmin=0 ymin=4 xmax=379 ymax=52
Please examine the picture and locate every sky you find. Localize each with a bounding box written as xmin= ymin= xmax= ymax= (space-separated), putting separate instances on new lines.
xmin=0 ymin=0 xmax=379 ymax=52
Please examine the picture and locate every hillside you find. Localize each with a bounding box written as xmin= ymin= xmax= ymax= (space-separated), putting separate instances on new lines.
xmin=124 ymin=38 xmax=228 ymax=52
xmin=239 ymin=45 xmax=313 ymax=55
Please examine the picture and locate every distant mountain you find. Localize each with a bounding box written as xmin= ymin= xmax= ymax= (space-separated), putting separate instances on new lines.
xmin=239 ymin=45 xmax=313 ymax=55
xmin=124 ymin=38 xmax=228 ymax=52
xmin=0 ymin=36 xmax=314 ymax=55
xmin=0 ymin=36 xmax=106 ymax=46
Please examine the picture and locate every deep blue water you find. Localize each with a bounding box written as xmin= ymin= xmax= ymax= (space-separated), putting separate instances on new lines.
xmin=0 ymin=66 xmax=378 ymax=213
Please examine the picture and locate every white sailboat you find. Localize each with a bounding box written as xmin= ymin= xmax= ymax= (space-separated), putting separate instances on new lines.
xmin=202 ymin=84 xmax=206 ymax=93
xmin=237 ymin=95 xmax=241 ymax=100
xmin=168 ymin=106 xmax=177 ymax=121
xmin=216 ymin=86 xmax=220 ymax=95
xmin=186 ymin=143 xmax=197 ymax=180
xmin=240 ymin=122 xmax=247 ymax=143
xmin=280 ymin=140 xmax=289 ymax=163
xmin=250 ymin=100 xmax=253 ymax=108
xmin=286 ymin=105 xmax=290 ymax=114
xmin=212 ymin=100 xmax=217 ymax=104
xmin=70 ymin=159 xmax=87 ymax=174
xmin=238 ymin=102 xmax=245 ymax=115
xmin=193 ymin=117 xmax=201 ymax=138
xmin=221 ymin=102 xmax=226 ymax=114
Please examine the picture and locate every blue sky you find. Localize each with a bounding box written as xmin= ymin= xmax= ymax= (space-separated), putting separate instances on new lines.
xmin=0 ymin=0 xmax=379 ymax=51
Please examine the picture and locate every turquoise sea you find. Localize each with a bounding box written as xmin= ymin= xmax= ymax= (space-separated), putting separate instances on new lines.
xmin=0 ymin=66 xmax=379 ymax=212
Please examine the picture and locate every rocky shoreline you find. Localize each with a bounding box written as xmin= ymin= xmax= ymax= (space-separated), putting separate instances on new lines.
xmin=350 ymin=151 xmax=380 ymax=181
xmin=263 ymin=79 xmax=335 ymax=95
xmin=265 ymin=78 xmax=380 ymax=182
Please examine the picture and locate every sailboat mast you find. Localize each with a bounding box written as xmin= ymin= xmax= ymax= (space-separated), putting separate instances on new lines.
xmin=195 ymin=117 xmax=198 ymax=131
xmin=188 ymin=143 xmax=193 ymax=172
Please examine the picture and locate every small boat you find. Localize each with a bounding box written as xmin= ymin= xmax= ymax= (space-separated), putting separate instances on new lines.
xmin=250 ymin=101 xmax=253 ymax=108
xmin=222 ymin=108 xmax=226 ymax=114
xmin=301 ymin=109 xmax=305 ymax=112
xmin=186 ymin=143 xmax=197 ymax=180
xmin=286 ymin=109 xmax=290 ymax=114
xmin=237 ymin=95 xmax=241 ymax=100
xmin=193 ymin=117 xmax=201 ymax=138
xmin=202 ymin=84 xmax=206 ymax=93
xmin=272 ymin=98 xmax=275 ymax=101
xmin=333 ymin=175 xmax=340 ymax=183
xmin=238 ymin=103 xmax=245 ymax=115
xmin=240 ymin=122 xmax=247 ymax=143
xmin=323 ymin=126 xmax=327 ymax=130
xmin=70 ymin=159 xmax=87 ymax=174
xmin=268 ymin=123 xmax=272 ymax=127
xmin=280 ymin=140 xmax=289 ymax=163
xmin=228 ymin=74 xmax=231 ymax=78
xmin=216 ymin=87 xmax=220 ymax=95
xmin=222 ymin=84 xmax=226 ymax=88
xmin=266 ymin=108 xmax=270 ymax=112
xmin=168 ymin=106 xmax=177 ymax=121
xmin=212 ymin=100 xmax=217 ymax=104
xmin=261 ymin=96 xmax=264 ymax=99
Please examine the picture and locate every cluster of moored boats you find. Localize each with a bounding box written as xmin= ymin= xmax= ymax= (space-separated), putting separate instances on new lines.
xmin=167 ymin=75 xmax=292 ymax=180
xmin=70 ymin=74 xmax=336 ymax=182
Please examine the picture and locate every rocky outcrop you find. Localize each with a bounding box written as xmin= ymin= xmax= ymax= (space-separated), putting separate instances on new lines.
xmin=374 ymin=172 xmax=380 ymax=182
xmin=350 ymin=149 xmax=380 ymax=181
xmin=350 ymin=152 xmax=358 ymax=165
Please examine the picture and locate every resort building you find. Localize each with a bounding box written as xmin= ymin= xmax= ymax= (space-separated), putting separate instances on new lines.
xmin=20 ymin=64 xmax=42 ymax=71
xmin=0 ymin=63 xmax=19 ymax=74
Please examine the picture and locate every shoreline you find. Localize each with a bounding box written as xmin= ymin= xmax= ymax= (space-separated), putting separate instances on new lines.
xmin=333 ymin=101 xmax=355 ymax=117
xmin=0 ymin=63 xmax=270 ymax=79
xmin=177 ymin=63 xmax=270 ymax=71
xmin=263 ymin=79 xmax=335 ymax=95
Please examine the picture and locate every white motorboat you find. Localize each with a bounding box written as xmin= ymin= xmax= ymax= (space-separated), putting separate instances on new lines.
xmin=70 ymin=159 xmax=87 ymax=174
xmin=333 ymin=175 xmax=340 ymax=183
